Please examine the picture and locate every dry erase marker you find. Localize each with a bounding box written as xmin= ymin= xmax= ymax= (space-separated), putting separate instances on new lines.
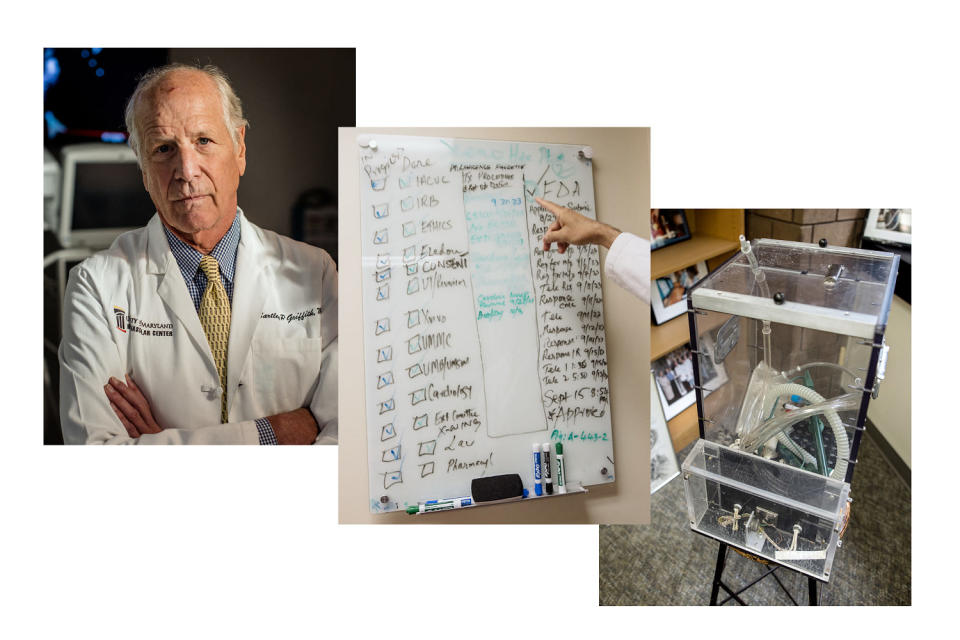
xmin=406 ymin=497 xmax=473 ymax=514
xmin=542 ymin=443 xmax=553 ymax=495
xmin=532 ymin=443 xmax=543 ymax=496
xmin=555 ymin=442 xmax=567 ymax=493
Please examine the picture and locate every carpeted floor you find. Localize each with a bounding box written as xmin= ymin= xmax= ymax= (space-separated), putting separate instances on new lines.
xmin=599 ymin=430 xmax=911 ymax=605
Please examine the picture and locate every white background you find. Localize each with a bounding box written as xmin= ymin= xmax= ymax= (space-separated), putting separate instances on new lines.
xmin=5 ymin=1 xmax=950 ymax=636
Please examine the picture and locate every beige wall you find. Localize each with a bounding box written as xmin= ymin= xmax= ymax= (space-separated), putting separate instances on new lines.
xmin=867 ymin=295 xmax=911 ymax=467
xmin=338 ymin=127 xmax=651 ymax=524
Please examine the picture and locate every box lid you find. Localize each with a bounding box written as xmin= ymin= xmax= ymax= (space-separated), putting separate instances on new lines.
xmin=691 ymin=239 xmax=899 ymax=339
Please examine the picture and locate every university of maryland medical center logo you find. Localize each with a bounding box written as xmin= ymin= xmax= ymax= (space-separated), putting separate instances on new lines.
xmin=113 ymin=306 xmax=127 ymax=333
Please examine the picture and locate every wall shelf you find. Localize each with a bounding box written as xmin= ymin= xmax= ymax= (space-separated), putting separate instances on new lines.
xmin=652 ymin=209 xmax=744 ymax=453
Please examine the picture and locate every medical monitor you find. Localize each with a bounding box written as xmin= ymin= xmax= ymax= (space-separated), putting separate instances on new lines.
xmin=58 ymin=143 xmax=156 ymax=250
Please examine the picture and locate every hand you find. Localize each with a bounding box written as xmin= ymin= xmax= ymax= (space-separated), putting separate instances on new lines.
xmin=104 ymin=374 xmax=165 ymax=438
xmin=268 ymin=408 xmax=319 ymax=445
xmin=536 ymin=198 xmax=621 ymax=253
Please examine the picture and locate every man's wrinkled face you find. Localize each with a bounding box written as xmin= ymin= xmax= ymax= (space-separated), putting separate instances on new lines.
xmin=137 ymin=70 xmax=246 ymax=238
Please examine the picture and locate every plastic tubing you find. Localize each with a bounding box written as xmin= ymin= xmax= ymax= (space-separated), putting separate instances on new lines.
xmin=742 ymin=385 xmax=856 ymax=480
xmin=740 ymin=236 xmax=772 ymax=368
xmin=786 ymin=362 xmax=860 ymax=384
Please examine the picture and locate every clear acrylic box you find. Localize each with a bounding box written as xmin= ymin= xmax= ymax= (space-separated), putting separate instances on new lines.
xmin=682 ymin=439 xmax=850 ymax=580
xmin=681 ymin=238 xmax=899 ymax=581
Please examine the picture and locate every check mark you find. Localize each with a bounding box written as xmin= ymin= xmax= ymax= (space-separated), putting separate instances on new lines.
xmin=377 ymin=371 xmax=394 ymax=388
xmin=410 ymin=388 xmax=426 ymax=405
xmin=380 ymin=422 xmax=396 ymax=441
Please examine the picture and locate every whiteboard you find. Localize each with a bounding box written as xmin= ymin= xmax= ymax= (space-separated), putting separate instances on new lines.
xmin=358 ymin=134 xmax=614 ymax=513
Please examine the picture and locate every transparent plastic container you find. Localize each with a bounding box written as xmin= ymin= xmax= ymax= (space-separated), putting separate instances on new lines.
xmin=682 ymin=238 xmax=898 ymax=581
xmin=682 ymin=440 xmax=850 ymax=580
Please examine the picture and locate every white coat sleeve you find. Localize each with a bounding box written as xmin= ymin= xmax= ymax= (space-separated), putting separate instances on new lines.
xmin=59 ymin=265 xmax=261 ymax=445
xmin=604 ymin=231 xmax=651 ymax=304
xmin=311 ymin=253 xmax=338 ymax=445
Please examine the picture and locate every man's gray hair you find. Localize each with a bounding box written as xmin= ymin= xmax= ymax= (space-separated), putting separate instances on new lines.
xmin=124 ymin=63 xmax=249 ymax=164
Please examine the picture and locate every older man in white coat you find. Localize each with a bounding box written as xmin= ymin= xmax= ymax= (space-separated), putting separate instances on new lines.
xmin=59 ymin=63 xmax=337 ymax=444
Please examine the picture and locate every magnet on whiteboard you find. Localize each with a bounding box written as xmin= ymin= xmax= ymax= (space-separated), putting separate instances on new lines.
xmin=578 ymin=146 xmax=594 ymax=160
xmin=368 ymin=139 xmax=378 ymax=150
xmin=357 ymin=135 xmax=377 ymax=150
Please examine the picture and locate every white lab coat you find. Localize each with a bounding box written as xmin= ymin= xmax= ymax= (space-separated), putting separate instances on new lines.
xmin=59 ymin=211 xmax=338 ymax=445
xmin=604 ymin=231 xmax=651 ymax=303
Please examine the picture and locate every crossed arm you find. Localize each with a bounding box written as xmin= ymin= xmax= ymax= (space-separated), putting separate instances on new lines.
xmin=103 ymin=375 xmax=318 ymax=444
xmin=59 ymin=263 xmax=332 ymax=445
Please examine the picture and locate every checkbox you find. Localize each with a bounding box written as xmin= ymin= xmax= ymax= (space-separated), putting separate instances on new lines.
xmin=402 ymin=245 xmax=417 ymax=263
xmin=399 ymin=174 xmax=412 ymax=189
xmin=377 ymin=371 xmax=394 ymax=389
xmin=380 ymin=422 xmax=396 ymax=441
xmin=407 ymin=363 xmax=423 ymax=378
xmin=375 ymin=267 xmax=391 ymax=283
xmin=373 ymin=228 xmax=388 ymax=244
xmin=410 ymin=388 xmax=426 ymax=405
xmin=382 ymin=445 xmax=401 ymax=462
xmin=408 ymin=334 xmax=421 ymax=354
xmin=407 ymin=310 xmax=420 ymax=328
xmin=418 ymin=440 xmax=437 ymax=456
xmin=400 ymin=196 xmax=414 ymax=211
xmin=373 ymin=203 xmax=389 ymax=219
xmin=377 ymin=346 xmax=392 ymax=362
xmin=406 ymin=263 xmax=418 ymax=276
xmin=407 ymin=279 xmax=420 ymax=295
xmin=376 ymin=253 xmax=390 ymax=269
xmin=375 ymin=318 xmax=390 ymax=335
xmin=419 ymin=462 xmax=435 ymax=478
xmin=402 ymin=221 xmax=416 ymax=237
xmin=379 ymin=398 xmax=395 ymax=414
xmin=376 ymin=284 xmax=389 ymax=301
xmin=370 ymin=178 xmax=386 ymax=191
xmin=412 ymin=414 xmax=428 ymax=430
xmin=383 ymin=470 xmax=402 ymax=489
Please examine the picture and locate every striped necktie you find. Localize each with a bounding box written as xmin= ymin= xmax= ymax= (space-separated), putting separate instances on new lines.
xmin=199 ymin=255 xmax=231 ymax=423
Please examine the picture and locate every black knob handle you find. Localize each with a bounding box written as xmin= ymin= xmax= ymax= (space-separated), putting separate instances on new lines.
xmin=773 ymin=292 xmax=785 ymax=304
xmin=818 ymin=238 xmax=828 ymax=248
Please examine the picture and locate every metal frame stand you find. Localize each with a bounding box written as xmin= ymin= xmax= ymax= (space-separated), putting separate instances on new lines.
xmin=709 ymin=542 xmax=820 ymax=606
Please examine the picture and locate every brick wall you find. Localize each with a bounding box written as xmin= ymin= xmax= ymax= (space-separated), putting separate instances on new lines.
xmin=746 ymin=209 xmax=867 ymax=248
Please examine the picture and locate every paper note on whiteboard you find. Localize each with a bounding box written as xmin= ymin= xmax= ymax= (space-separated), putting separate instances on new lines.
xmin=359 ymin=134 xmax=614 ymax=513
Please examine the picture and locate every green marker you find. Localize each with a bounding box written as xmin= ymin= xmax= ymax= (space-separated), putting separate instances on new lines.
xmin=555 ymin=442 xmax=566 ymax=494
xmin=405 ymin=496 xmax=473 ymax=514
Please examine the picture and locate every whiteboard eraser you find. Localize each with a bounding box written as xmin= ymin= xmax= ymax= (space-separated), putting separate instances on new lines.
xmin=471 ymin=474 xmax=524 ymax=503
xmin=578 ymin=146 xmax=593 ymax=160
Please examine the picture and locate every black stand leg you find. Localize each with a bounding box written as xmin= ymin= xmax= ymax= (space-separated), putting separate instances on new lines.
xmin=808 ymin=577 xmax=819 ymax=605
xmin=710 ymin=542 xmax=727 ymax=606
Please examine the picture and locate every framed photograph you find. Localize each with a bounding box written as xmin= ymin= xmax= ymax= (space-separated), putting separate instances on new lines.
xmin=652 ymin=343 xmax=697 ymax=421
xmin=864 ymin=208 xmax=912 ymax=246
xmin=653 ymin=339 xmax=729 ymax=422
xmin=650 ymin=209 xmax=692 ymax=251
xmin=650 ymin=372 xmax=680 ymax=494
xmin=651 ymin=261 xmax=709 ymax=325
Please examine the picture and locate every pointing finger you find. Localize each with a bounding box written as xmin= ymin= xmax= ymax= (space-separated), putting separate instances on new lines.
xmin=535 ymin=198 xmax=563 ymax=216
